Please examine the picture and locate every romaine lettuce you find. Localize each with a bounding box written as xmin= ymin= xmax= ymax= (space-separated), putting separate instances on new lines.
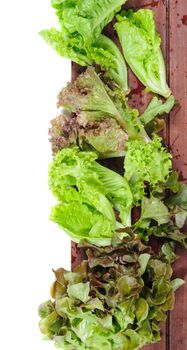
xmin=115 ymin=9 xmax=171 ymax=98
xmin=40 ymin=0 xmax=128 ymax=91
xmin=49 ymin=147 xmax=133 ymax=245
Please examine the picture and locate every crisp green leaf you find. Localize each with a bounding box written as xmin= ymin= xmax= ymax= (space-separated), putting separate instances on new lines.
xmin=40 ymin=28 xmax=92 ymax=66
xmin=115 ymin=9 xmax=171 ymax=97
xmin=124 ymin=135 xmax=172 ymax=204
xmin=140 ymin=95 xmax=175 ymax=125
xmin=40 ymin=0 xmax=128 ymax=90
xmin=92 ymin=34 xmax=128 ymax=92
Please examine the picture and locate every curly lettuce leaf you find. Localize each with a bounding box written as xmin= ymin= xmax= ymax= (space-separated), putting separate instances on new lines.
xmin=91 ymin=34 xmax=128 ymax=93
xmin=56 ymin=0 xmax=126 ymax=44
xmin=49 ymin=113 xmax=127 ymax=158
xmin=57 ymin=67 xmax=149 ymax=143
xmin=115 ymin=9 xmax=171 ymax=98
xmin=106 ymin=85 xmax=151 ymax=142
xmin=124 ymin=135 xmax=172 ymax=204
xmin=57 ymin=67 xmax=127 ymax=129
xmin=40 ymin=0 xmax=128 ymax=91
xmin=51 ymin=201 xmax=115 ymax=246
xmin=49 ymin=147 xmax=133 ymax=244
xmin=40 ymin=28 xmax=92 ymax=66
xmin=79 ymin=118 xmax=127 ymax=159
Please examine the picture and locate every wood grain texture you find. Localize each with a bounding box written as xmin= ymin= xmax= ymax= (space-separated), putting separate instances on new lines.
xmin=71 ymin=0 xmax=187 ymax=348
xmin=169 ymin=1 xmax=187 ymax=349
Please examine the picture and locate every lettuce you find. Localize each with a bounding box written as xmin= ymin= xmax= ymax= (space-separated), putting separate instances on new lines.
xmin=57 ymin=67 xmax=127 ymax=129
xmin=39 ymin=235 xmax=184 ymax=349
xmin=140 ymin=95 xmax=175 ymax=126
xmin=49 ymin=114 xmax=128 ymax=158
xmin=50 ymin=70 xmax=176 ymax=158
xmin=124 ymin=135 xmax=172 ymax=204
xmin=49 ymin=147 xmax=133 ymax=245
xmin=40 ymin=0 xmax=128 ymax=91
xmin=115 ymin=9 xmax=171 ymax=98
xmin=57 ymin=67 xmax=150 ymax=141
xmin=166 ymin=183 xmax=187 ymax=228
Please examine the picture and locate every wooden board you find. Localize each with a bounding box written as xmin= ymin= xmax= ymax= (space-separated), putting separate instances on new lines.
xmin=71 ymin=1 xmax=187 ymax=348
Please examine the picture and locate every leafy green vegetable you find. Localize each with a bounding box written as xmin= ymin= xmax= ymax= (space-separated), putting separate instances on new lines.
xmin=161 ymin=242 xmax=177 ymax=263
xmin=166 ymin=183 xmax=187 ymax=210
xmin=67 ymin=282 xmax=90 ymax=302
xmin=39 ymin=236 xmax=184 ymax=349
xmin=138 ymin=197 xmax=170 ymax=227
xmin=49 ymin=147 xmax=133 ymax=245
xmin=49 ymin=67 xmax=138 ymax=158
xmin=50 ymin=114 xmax=128 ymax=158
xmin=92 ymin=34 xmax=129 ymax=93
xmin=140 ymin=95 xmax=175 ymax=126
xmin=124 ymin=135 xmax=172 ymax=204
xmin=139 ymin=222 xmax=187 ymax=248
xmin=40 ymin=0 xmax=128 ymax=91
xmin=171 ymin=279 xmax=185 ymax=292
xmin=166 ymin=183 xmax=187 ymax=228
xmin=115 ymin=9 xmax=171 ymax=98
xmin=57 ymin=67 xmax=129 ymax=130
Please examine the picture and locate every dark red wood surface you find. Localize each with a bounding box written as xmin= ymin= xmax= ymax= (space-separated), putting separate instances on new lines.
xmin=71 ymin=1 xmax=187 ymax=348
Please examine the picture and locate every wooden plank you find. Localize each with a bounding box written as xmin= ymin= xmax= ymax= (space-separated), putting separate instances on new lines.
xmin=169 ymin=0 xmax=187 ymax=349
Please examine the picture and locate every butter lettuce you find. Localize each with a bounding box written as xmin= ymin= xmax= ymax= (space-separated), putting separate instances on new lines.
xmin=115 ymin=9 xmax=171 ymax=98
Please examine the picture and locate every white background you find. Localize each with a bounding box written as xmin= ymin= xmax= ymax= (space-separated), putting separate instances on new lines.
xmin=0 ymin=1 xmax=71 ymax=349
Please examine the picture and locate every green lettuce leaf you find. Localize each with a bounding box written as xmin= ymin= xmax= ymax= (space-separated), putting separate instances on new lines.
xmin=124 ymin=135 xmax=172 ymax=204
xmin=56 ymin=0 xmax=125 ymax=44
xmin=139 ymin=197 xmax=170 ymax=226
xmin=51 ymin=202 xmax=114 ymax=246
xmin=115 ymin=9 xmax=171 ymax=98
xmin=91 ymin=34 xmax=128 ymax=93
xmin=49 ymin=147 xmax=133 ymax=244
xmin=40 ymin=0 xmax=128 ymax=91
xmin=140 ymin=95 xmax=175 ymax=126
